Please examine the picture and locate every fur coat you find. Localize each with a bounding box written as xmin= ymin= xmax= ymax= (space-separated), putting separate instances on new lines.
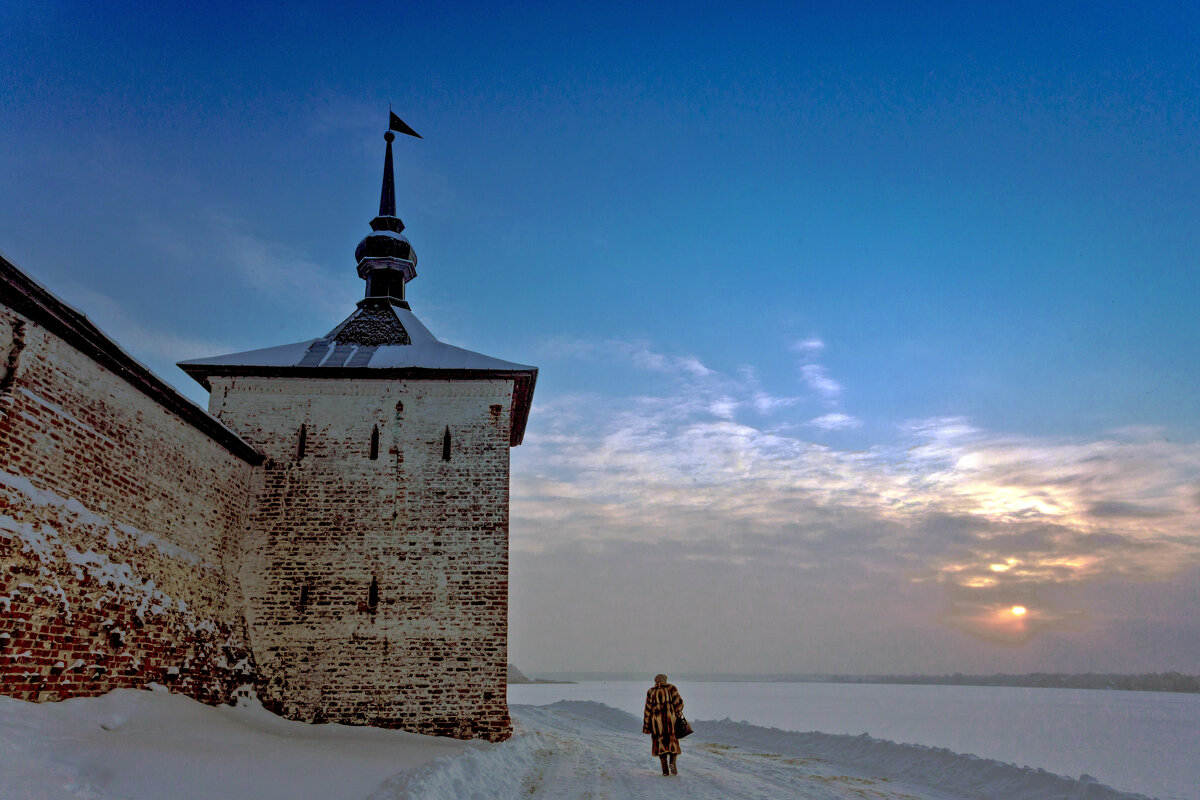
xmin=642 ymin=682 xmax=684 ymax=755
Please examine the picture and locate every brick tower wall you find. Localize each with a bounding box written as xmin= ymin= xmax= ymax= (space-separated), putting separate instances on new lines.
xmin=0 ymin=305 xmax=260 ymax=705
xmin=208 ymin=375 xmax=514 ymax=741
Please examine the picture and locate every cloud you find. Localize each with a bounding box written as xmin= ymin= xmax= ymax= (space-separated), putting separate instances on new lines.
xmin=791 ymin=337 xmax=825 ymax=354
xmin=800 ymin=364 xmax=843 ymax=400
xmin=30 ymin=281 xmax=239 ymax=406
xmin=537 ymin=338 xmax=716 ymax=377
xmin=709 ymin=398 xmax=739 ymax=419
xmin=939 ymin=595 xmax=1085 ymax=645
xmin=790 ymin=335 xmax=845 ymax=404
xmin=1086 ymin=501 xmax=1173 ymax=519
xmin=809 ymin=412 xmax=862 ymax=430
xmin=902 ymin=416 xmax=980 ymax=443
xmin=206 ymin=216 xmax=360 ymax=318
xmin=513 ymin=341 xmax=1200 ymax=655
xmin=127 ymin=205 xmax=360 ymax=326
xmin=54 ymin=284 xmax=237 ymax=362
xmin=749 ymin=393 xmax=795 ymax=414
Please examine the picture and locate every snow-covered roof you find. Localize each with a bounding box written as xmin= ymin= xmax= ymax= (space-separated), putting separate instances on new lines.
xmin=179 ymin=306 xmax=532 ymax=372
xmin=177 ymin=301 xmax=537 ymax=445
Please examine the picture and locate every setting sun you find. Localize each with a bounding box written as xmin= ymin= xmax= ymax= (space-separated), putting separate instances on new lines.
xmin=1011 ymin=606 xmax=1028 ymax=616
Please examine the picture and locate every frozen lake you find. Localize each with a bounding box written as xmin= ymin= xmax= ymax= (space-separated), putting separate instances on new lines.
xmin=509 ymin=680 xmax=1200 ymax=800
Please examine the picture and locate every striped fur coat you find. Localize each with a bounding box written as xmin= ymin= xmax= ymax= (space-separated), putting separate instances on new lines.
xmin=642 ymin=682 xmax=684 ymax=755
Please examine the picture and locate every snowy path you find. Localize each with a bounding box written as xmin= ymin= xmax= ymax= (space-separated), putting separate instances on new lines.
xmin=508 ymin=704 xmax=937 ymax=800
xmin=388 ymin=701 xmax=1145 ymax=800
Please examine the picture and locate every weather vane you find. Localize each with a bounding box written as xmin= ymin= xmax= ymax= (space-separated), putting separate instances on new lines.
xmin=387 ymin=109 xmax=422 ymax=140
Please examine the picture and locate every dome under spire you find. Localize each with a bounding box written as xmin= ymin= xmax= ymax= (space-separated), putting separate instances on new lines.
xmin=355 ymin=124 xmax=418 ymax=303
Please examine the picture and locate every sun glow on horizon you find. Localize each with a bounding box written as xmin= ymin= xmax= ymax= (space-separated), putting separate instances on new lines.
xmin=1011 ymin=605 xmax=1028 ymax=616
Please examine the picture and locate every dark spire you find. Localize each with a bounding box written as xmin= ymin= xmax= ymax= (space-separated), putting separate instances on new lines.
xmin=355 ymin=120 xmax=418 ymax=305
xmin=379 ymin=131 xmax=396 ymax=217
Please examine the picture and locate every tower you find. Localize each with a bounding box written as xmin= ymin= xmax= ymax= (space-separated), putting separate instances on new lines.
xmin=178 ymin=121 xmax=536 ymax=741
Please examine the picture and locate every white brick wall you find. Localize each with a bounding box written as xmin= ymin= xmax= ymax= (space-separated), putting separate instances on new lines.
xmin=210 ymin=375 xmax=515 ymax=740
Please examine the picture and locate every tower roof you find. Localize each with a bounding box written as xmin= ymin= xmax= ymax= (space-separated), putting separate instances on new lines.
xmin=178 ymin=115 xmax=537 ymax=445
xmin=177 ymin=303 xmax=536 ymax=444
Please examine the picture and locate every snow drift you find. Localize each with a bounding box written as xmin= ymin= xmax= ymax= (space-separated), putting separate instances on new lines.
xmin=0 ymin=690 xmax=1159 ymax=800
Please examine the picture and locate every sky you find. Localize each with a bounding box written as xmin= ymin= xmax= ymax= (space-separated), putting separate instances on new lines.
xmin=2 ymin=1 xmax=1198 ymax=676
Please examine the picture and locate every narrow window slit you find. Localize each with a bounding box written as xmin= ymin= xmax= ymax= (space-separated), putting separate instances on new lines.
xmin=298 ymin=584 xmax=309 ymax=611
xmin=368 ymin=576 xmax=379 ymax=611
xmin=296 ymin=424 xmax=307 ymax=460
xmin=442 ymin=426 xmax=452 ymax=461
xmin=369 ymin=425 xmax=379 ymax=460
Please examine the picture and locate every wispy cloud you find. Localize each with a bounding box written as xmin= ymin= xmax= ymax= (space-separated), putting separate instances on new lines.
xmin=129 ymin=206 xmax=360 ymax=326
xmin=791 ymin=336 xmax=845 ymax=403
xmin=206 ymin=216 xmax=360 ymax=318
xmin=515 ymin=341 xmax=1200 ymax=650
xmin=37 ymin=282 xmax=238 ymax=405
xmin=791 ymin=337 xmax=825 ymax=354
xmin=800 ymin=363 xmax=843 ymax=400
xmin=809 ymin=412 xmax=862 ymax=430
xmin=56 ymin=284 xmax=238 ymax=362
xmin=540 ymin=338 xmax=715 ymax=378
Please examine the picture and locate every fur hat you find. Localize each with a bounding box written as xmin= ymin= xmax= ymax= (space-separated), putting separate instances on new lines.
xmin=654 ymin=673 xmax=669 ymax=685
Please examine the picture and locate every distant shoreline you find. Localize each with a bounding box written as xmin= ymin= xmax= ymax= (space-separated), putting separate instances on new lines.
xmin=820 ymin=671 xmax=1200 ymax=693
xmin=515 ymin=671 xmax=1200 ymax=694
xmin=506 ymin=664 xmax=575 ymax=685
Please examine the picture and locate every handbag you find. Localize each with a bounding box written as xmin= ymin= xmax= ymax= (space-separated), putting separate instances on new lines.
xmin=675 ymin=715 xmax=694 ymax=738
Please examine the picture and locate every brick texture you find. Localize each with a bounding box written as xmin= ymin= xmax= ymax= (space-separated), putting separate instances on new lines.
xmin=211 ymin=376 xmax=513 ymax=741
xmin=1 ymin=298 xmax=521 ymax=742
xmin=0 ymin=307 xmax=257 ymax=705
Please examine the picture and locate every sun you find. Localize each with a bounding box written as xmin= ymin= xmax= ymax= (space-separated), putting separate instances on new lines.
xmin=1011 ymin=605 xmax=1027 ymax=616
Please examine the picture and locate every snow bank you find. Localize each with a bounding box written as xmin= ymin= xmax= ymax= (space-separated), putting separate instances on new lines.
xmin=365 ymin=724 xmax=547 ymax=800
xmin=697 ymin=715 xmax=1153 ymax=800
xmin=0 ymin=690 xmax=1161 ymax=800
xmin=0 ymin=689 xmax=472 ymax=800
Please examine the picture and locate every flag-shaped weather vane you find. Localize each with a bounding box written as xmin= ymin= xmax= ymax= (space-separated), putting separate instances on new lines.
xmin=376 ymin=109 xmax=419 ymax=220
xmin=388 ymin=110 xmax=422 ymax=139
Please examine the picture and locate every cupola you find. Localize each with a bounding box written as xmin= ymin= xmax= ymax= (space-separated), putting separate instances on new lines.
xmin=355 ymin=117 xmax=421 ymax=305
xmin=177 ymin=112 xmax=538 ymax=446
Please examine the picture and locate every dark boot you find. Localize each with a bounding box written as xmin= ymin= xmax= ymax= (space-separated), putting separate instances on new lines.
xmin=670 ymin=754 xmax=678 ymax=775
xmin=660 ymin=754 xmax=670 ymax=775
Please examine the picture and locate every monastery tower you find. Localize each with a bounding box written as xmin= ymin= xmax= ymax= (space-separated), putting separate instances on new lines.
xmin=178 ymin=124 xmax=536 ymax=740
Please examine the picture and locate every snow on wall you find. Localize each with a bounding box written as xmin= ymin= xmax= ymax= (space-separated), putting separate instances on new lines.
xmin=0 ymin=306 xmax=257 ymax=705
xmin=210 ymin=375 xmax=514 ymax=741
xmin=0 ymin=292 xmax=521 ymax=741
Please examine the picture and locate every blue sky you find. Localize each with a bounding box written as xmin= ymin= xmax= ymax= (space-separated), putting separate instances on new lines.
xmin=3 ymin=1 xmax=1199 ymax=674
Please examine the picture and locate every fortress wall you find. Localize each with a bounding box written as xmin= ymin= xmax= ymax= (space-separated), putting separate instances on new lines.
xmin=0 ymin=300 xmax=260 ymax=705
xmin=210 ymin=375 xmax=513 ymax=741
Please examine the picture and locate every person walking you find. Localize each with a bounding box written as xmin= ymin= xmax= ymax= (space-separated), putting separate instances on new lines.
xmin=642 ymin=673 xmax=685 ymax=775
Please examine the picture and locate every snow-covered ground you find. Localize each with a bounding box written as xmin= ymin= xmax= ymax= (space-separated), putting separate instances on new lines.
xmin=0 ymin=685 xmax=1169 ymax=800
xmin=511 ymin=681 xmax=1199 ymax=800
xmin=0 ymin=687 xmax=473 ymax=800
